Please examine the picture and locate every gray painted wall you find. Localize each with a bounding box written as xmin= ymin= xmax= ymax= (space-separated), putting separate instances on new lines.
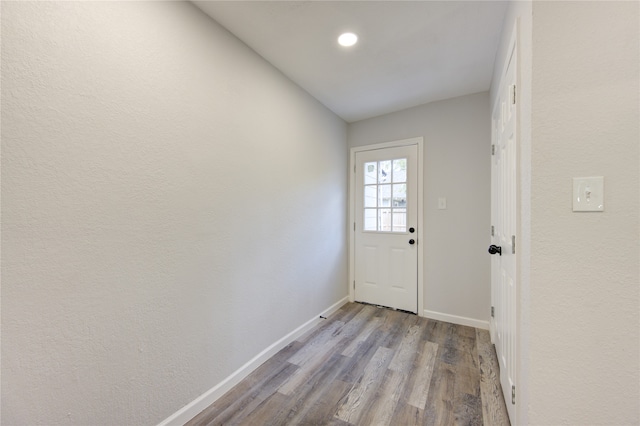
xmin=529 ymin=2 xmax=639 ymax=423
xmin=348 ymin=92 xmax=491 ymax=325
xmin=1 ymin=2 xmax=347 ymax=424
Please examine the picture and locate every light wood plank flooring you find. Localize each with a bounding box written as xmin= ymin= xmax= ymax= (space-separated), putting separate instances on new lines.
xmin=186 ymin=302 xmax=509 ymax=426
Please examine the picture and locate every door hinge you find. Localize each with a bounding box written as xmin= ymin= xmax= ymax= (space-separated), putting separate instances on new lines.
xmin=491 ymin=306 xmax=495 ymax=317
xmin=491 ymin=225 xmax=495 ymax=237
xmin=511 ymin=385 xmax=516 ymax=404
xmin=353 ymin=280 xmax=355 ymax=289
xmin=354 ymin=222 xmax=356 ymax=231
xmin=511 ymin=85 xmax=516 ymax=105
xmin=354 ymin=164 xmax=356 ymax=173
xmin=491 ymin=144 xmax=495 ymax=155
xmin=512 ymin=235 xmax=516 ymax=254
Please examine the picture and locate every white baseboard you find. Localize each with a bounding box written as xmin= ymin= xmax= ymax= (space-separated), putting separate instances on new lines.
xmin=422 ymin=309 xmax=489 ymax=330
xmin=158 ymin=296 xmax=349 ymax=426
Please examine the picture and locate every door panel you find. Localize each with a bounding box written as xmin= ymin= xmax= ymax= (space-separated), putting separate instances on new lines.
xmin=355 ymin=145 xmax=418 ymax=313
xmin=491 ymin=35 xmax=517 ymax=424
xmin=389 ymin=248 xmax=406 ymax=289
xmin=363 ymin=245 xmax=379 ymax=286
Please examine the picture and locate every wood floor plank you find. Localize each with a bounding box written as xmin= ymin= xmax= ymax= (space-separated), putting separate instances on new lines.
xmin=189 ymin=339 xmax=303 ymax=423
xmin=185 ymin=303 xmax=510 ymax=426
xmin=340 ymin=308 xmax=408 ymax=383
xmin=421 ymin=317 xmax=438 ymax=342
xmin=426 ymin=318 xmax=456 ymax=348
xmin=440 ymin=344 xmax=461 ymax=366
xmin=389 ymin=324 xmax=422 ymax=372
xmin=327 ymin=304 xmax=379 ymax=352
xmin=323 ymin=417 xmax=352 ymax=426
xmin=340 ymin=316 xmax=382 ymax=357
xmin=273 ymin=353 xmax=351 ymax=424
xmin=392 ymin=401 xmax=425 ymax=425
xmin=189 ymin=362 xmax=299 ymax=426
xmin=233 ymin=391 xmax=290 ymax=426
xmin=337 ymin=326 xmax=382 ymax=384
xmin=295 ymin=304 xmax=352 ymax=344
xmin=302 ymin=301 xmax=369 ymax=345
xmin=453 ymin=392 xmax=483 ymax=426
xmin=424 ymin=361 xmax=456 ymax=426
xmin=278 ymin=346 xmax=339 ymax=395
xmin=456 ymin=323 xmax=479 ymax=340
xmin=406 ymin=340 xmax=439 ymax=409
xmin=287 ymin=320 xmax=345 ymax=366
xmin=476 ymin=328 xmax=510 ymax=426
xmin=453 ymin=332 xmax=480 ymax=369
xmin=269 ymin=307 xmax=385 ymax=421
xmin=357 ymin=368 xmax=407 ymax=426
xmin=296 ymin=378 xmax=352 ymax=425
xmin=334 ymin=345 xmax=394 ymax=424
xmin=279 ymin=306 xmax=377 ymax=395
xmin=325 ymin=300 xmax=364 ymax=323
xmin=338 ymin=308 xmax=415 ymax=386
xmin=453 ymin=340 xmax=483 ymax=425
xmin=455 ymin=364 xmax=481 ymax=398
xmin=378 ymin=308 xmax=421 ymax=348
xmin=376 ymin=308 xmax=421 ymax=353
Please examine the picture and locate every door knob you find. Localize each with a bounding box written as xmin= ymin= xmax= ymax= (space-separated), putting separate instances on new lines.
xmin=409 ymin=239 xmax=416 ymax=245
xmin=409 ymin=227 xmax=415 ymax=233
xmin=488 ymin=245 xmax=502 ymax=256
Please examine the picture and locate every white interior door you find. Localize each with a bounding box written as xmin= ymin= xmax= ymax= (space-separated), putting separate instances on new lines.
xmin=354 ymin=144 xmax=418 ymax=313
xmin=490 ymin=33 xmax=517 ymax=424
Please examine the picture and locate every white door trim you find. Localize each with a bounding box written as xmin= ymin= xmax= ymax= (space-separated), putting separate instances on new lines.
xmin=348 ymin=137 xmax=424 ymax=316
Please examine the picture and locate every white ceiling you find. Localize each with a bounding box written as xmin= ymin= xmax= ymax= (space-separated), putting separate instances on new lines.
xmin=193 ymin=1 xmax=508 ymax=123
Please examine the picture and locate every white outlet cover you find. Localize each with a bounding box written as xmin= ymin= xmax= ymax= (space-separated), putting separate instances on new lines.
xmin=573 ymin=176 xmax=604 ymax=212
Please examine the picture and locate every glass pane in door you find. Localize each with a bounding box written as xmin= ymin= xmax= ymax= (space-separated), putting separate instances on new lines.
xmin=362 ymin=158 xmax=409 ymax=233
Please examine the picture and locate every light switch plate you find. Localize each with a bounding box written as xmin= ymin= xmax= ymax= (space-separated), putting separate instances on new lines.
xmin=438 ymin=197 xmax=447 ymax=210
xmin=573 ymin=176 xmax=604 ymax=212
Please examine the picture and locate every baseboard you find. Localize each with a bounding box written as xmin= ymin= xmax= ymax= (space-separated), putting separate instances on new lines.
xmin=158 ymin=296 xmax=349 ymax=426
xmin=422 ymin=309 xmax=489 ymax=330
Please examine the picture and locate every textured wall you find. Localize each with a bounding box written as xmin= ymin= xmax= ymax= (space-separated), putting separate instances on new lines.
xmin=1 ymin=2 xmax=347 ymax=424
xmin=529 ymin=1 xmax=639 ymax=424
xmin=348 ymin=92 xmax=491 ymax=324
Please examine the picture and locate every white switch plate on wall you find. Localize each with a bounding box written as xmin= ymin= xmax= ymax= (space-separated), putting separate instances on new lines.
xmin=438 ymin=197 xmax=447 ymax=210
xmin=573 ymin=176 xmax=604 ymax=212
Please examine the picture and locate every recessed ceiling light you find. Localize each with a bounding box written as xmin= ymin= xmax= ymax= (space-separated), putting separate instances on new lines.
xmin=338 ymin=32 xmax=358 ymax=47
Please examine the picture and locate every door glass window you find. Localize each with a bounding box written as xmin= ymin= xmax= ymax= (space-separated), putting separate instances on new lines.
xmin=364 ymin=158 xmax=407 ymax=232
xmin=378 ymin=185 xmax=391 ymax=207
xmin=364 ymin=162 xmax=377 ymax=185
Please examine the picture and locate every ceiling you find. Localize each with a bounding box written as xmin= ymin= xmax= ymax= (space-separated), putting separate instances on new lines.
xmin=193 ymin=1 xmax=508 ymax=123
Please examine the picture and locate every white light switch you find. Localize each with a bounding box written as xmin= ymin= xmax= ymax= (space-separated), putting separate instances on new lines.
xmin=438 ymin=197 xmax=447 ymax=210
xmin=573 ymin=176 xmax=604 ymax=212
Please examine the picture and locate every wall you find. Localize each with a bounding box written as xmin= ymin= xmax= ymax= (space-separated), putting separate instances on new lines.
xmin=490 ymin=1 xmax=533 ymax=424
xmin=348 ymin=92 xmax=491 ymax=326
xmin=1 ymin=2 xmax=347 ymax=424
xmin=528 ymin=1 xmax=639 ymax=424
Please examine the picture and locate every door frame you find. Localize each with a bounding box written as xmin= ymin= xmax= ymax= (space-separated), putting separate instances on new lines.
xmin=348 ymin=137 xmax=424 ymax=316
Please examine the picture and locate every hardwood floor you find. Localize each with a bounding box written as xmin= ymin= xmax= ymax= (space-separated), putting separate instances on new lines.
xmin=186 ymin=302 xmax=510 ymax=426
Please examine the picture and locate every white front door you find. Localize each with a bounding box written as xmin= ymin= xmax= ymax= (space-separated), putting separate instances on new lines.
xmin=490 ymin=30 xmax=517 ymax=424
xmin=354 ymin=144 xmax=419 ymax=313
